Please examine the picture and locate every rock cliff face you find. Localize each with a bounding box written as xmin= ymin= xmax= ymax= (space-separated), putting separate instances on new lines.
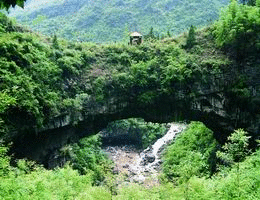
xmin=9 ymin=63 xmax=260 ymax=165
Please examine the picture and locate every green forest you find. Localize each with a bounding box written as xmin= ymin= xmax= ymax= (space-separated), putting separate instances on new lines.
xmin=8 ymin=0 xmax=229 ymax=43
xmin=1 ymin=0 xmax=260 ymax=199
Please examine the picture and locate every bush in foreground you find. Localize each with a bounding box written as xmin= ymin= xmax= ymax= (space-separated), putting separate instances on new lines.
xmin=162 ymin=121 xmax=217 ymax=184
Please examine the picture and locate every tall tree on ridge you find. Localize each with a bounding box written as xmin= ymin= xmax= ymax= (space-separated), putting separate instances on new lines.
xmin=148 ymin=27 xmax=156 ymax=40
xmin=186 ymin=25 xmax=196 ymax=49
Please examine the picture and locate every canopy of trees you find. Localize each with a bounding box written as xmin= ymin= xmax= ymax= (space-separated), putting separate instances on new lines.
xmin=8 ymin=0 xmax=229 ymax=43
xmin=0 ymin=0 xmax=26 ymax=10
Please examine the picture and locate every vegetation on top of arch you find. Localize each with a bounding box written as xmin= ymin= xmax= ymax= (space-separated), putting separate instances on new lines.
xmin=0 ymin=0 xmax=26 ymax=10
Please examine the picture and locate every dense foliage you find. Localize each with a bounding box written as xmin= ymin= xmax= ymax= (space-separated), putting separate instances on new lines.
xmin=115 ymin=128 xmax=260 ymax=200
xmin=1 ymin=0 xmax=260 ymax=199
xmin=0 ymin=0 xmax=26 ymax=10
xmin=0 ymin=31 xmax=62 ymax=128
xmin=0 ymin=10 xmax=230 ymax=139
xmin=162 ymin=121 xmax=217 ymax=184
xmin=217 ymin=128 xmax=250 ymax=165
xmin=116 ymin=150 xmax=260 ymax=199
xmin=1 ymin=124 xmax=259 ymax=199
xmin=70 ymin=134 xmax=113 ymax=185
xmin=0 ymin=144 xmax=111 ymax=199
xmin=102 ymin=118 xmax=168 ymax=148
xmin=214 ymin=0 xmax=260 ymax=59
xmin=8 ymin=0 xmax=229 ymax=43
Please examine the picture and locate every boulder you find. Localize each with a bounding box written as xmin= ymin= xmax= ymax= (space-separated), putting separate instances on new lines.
xmin=129 ymin=169 xmax=137 ymax=176
xmin=145 ymin=153 xmax=155 ymax=163
xmin=123 ymin=164 xmax=129 ymax=168
xmin=112 ymin=167 xmax=119 ymax=174
xmin=140 ymin=153 xmax=156 ymax=165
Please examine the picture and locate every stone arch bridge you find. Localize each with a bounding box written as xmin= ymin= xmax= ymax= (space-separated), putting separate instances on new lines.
xmin=9 ymin=66 xmax=260 ymax=167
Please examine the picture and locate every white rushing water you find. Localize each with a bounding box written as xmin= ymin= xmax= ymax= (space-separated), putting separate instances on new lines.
xmin=138 ymin=123 xmax=186 ymax=171
xmin=103 ymin=123 xmax=186 ymax=187
xmin=152 ymin=123 xmax=186 ymax=159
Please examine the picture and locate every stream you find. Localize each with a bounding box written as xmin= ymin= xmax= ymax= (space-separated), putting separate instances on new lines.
xmin=102 ymin=123 xmax=186 ymax=187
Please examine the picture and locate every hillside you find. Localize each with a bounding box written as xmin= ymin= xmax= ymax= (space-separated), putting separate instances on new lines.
xmin=1 ymin=0 xmax=260 ymax=199
xmin=0 ymin=11 xmax=228 ymax=140
xmin=8 ymin=0 xmax=229 ymax=43
xmin=2 ymin=0 xmax=260 ymax=143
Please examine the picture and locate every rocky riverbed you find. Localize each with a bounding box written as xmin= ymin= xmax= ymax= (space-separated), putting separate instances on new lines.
xmin=102 ymin=123 xmax=186 ymax=188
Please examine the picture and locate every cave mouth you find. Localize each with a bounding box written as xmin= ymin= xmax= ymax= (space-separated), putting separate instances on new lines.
xmin=101 ymin=135 xmax=142 ymax=149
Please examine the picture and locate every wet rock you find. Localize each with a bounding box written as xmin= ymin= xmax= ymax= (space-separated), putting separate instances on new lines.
xmin=151 ymin=162 xmax=161 ymax=171
xmin=101 ymin=124 xmax=186 ymax=188
xmin=140 ymin=160 xmax=146 ymax=166
xmin=129 ymin=169 xmax=137 ymax=176
xmin=140 ymin=153 xmax=156 ymax=166
xmin=112 ymin=168 xmax=119 ymax=174
xmin=133 ymin=175 xmax=145 ymax=184
xmin=123 ymin=164 xmax=129 ymax=168
xmin=157 ymin=145 xmax=166 ymax=155
xmin=143 ymin=146 xmax=152 ymax=153
xmin=145 ymin=153 xmax=155 ymax=163
xmin=157 ymin=160 xmax=163 ymax=165
xmin=144 ymin=168 xmax=150 ymax=173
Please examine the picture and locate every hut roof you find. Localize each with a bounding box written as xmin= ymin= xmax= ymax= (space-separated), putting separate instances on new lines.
xmin=130 ymin=32 xmax=142 ymax=37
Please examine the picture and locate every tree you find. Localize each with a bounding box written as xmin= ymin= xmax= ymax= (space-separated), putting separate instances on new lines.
xmin=256 ymin=0 xmax=260 ymax=7
xmin=167 ymin=30 xmax=171 ymax=38
xmin=52 ymin=34 xmax=59 ymax=49
xmin=186 ymin=25 xmax=196 ymax=49
xmin=149 ymin=27 xmax=155 ymax=39
xmin=163 ymin=122 xmax=217 ymax=183
xmin=214 ymin=0 xmax=260 ymax=59
xmin=248 ymin=0 xmax=256 ymax=5
xmin=0 ymin=0 xmax=26 ymax=10
xmin=145 ymin=27 xmax=156 ymax=41
xmin=217 ymin=129 xmax=250 ymax=165
xmin=239 ymin=0 xmax=256 ymax=5
xmin=123 ymin=24 xmax=130 ymax=44
xmin=216 ymin=129 xmax=251 ymax=198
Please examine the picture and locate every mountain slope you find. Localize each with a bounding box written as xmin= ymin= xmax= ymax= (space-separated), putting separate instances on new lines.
xmin=9 ymin=0 xmax=229 ymax=43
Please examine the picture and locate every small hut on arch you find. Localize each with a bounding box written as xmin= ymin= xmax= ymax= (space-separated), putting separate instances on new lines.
xmin=130 ymin=32 xmax=142 ymax=45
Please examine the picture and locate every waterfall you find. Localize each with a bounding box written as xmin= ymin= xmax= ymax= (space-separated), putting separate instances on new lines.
xmin=103 ymin=123 xmax=186 ymax=186
xmin=139 ymin=123 xmax=186 ymax=170
xmin=152 ymin=123 xmax=185 ymax=159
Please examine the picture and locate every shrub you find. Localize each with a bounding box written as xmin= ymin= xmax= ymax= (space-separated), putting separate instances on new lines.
xmin=162 ymin=121 xmax=217 ymax=184
xmin=71 ymin=134 xmax=113 ymax=185
xmin=217 ymin=129 xmax=250 ymax=166
xmin=0 ymin=143 xmax=11 ymax=177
